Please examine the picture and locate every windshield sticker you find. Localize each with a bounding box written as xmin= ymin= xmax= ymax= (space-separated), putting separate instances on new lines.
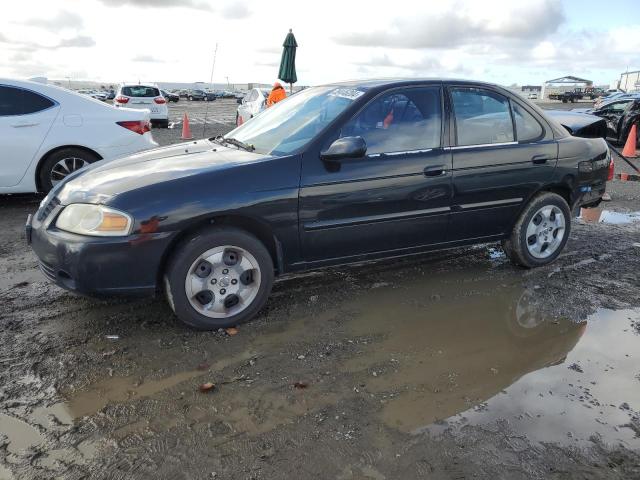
xmin=329 ymin=88 xmax=365 ymax=100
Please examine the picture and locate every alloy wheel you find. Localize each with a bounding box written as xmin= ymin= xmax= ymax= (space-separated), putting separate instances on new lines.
xmin=50 ymin=157 xmax=90 ymax=186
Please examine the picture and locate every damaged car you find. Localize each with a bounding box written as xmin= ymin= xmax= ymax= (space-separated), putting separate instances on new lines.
xmin=28 ymin=79 xmax=611 ymax=330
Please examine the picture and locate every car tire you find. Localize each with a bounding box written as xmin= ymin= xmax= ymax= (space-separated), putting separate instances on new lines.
xmin=188 ymin=96 xmax=193 ymax=101
xmin=164 ymin=226 xmax=275 ymax=330
xmin=38 ymin=147 xmax=100 ymax=193
xmin=502 ymin=192 xmax=571 ymax=269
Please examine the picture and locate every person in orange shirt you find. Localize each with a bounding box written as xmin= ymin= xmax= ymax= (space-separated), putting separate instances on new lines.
xmin=266 ymin=82 xmax=286 ymax=107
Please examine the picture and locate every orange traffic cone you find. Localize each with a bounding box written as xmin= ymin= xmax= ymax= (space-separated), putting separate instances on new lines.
xmin=622 ymin=124 xmax=637 ymax=157
xmin=181 ymin=113 xmax=193 ymax=140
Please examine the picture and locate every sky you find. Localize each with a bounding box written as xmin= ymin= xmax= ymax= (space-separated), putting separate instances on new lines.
xmin=1 ymin=0 xmax=639 ymax=87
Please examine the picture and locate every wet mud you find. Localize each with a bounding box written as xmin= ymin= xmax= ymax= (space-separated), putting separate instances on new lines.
xmin=1 ymin=179 xmax=640 ymax=478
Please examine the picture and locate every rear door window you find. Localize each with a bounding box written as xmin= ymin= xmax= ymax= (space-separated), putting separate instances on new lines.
xmin=341 ymin=87 xmax=442 ymax=155
xmin=451 ymin=88 xmax=514 ymax=146
xmin=512 ymin=102 xmax=544 ymax=142
xmin=122 ymin=86 xmax=160 ymax=97
xmin=0 ymin=86 xmax=55 ymax=116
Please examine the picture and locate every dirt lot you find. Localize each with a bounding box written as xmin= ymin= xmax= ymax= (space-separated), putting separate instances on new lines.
xmin=1 ymin=99 xmax=640 ymax=480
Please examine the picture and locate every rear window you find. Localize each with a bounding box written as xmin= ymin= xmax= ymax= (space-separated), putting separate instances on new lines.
xmin=122 ymin=86 xmax=160 ymax=98
xmin=0 ymin=85 xmax=55 ymax=116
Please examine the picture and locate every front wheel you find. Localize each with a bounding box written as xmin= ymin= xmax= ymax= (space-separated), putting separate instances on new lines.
xmin=164 ymin=227 xmax=274 ymax=330
xmin=502 ymin=192 xmax=571 ymax=268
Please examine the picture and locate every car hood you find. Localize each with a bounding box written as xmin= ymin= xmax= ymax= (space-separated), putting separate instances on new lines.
xmin=57 ymin=139 xmax=271 ymax=204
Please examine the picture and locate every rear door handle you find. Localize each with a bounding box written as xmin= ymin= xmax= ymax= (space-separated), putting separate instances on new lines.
xmin=424 ymin=165 xmax=447 ymax=177
xmin=11 ymin=121 xmax=40 ymax=128
xmin=531 ymin=154 xmax=552 ymax=164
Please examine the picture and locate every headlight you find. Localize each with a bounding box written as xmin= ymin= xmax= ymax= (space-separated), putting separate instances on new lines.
xmin=55 ymin=204 xmax=133 ymax=237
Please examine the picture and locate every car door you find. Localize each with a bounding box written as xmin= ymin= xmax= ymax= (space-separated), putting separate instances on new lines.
xmin=447 ymin=86 xmax=557 ymax=241
xmin=299 ymin=85 xmax=452 ymax=262
xmin=0 ymin=85 xmax=59 ymax=187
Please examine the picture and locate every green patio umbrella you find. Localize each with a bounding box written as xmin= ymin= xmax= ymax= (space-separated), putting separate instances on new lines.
xmin=278 ymin=29 xmax=298 ymax=94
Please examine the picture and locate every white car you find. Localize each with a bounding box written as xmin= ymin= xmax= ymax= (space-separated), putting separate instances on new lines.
xmin=527 ymin=92 xmax=538 ymax=100
xmin=0 ymin=78 xmax=157 ymax=194
xmin=114 ymin=83 xmax=169 ymax=128
xmin=236 ymin=87 xmax=271 ymax=126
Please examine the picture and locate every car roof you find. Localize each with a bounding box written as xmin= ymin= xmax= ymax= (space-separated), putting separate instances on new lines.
xmin=120 ymin=83 xmax=159 ymax=88
xmin=317 ymin=78 xmax=501 ymax=91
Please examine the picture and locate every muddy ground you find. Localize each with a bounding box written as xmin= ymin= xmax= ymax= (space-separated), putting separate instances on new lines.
xmin=1 ymin=100 xmax=640 ymax=479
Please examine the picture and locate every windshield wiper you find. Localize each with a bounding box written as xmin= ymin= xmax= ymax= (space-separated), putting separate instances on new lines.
xmin=212 ymin=135 xmax=254 ymax=152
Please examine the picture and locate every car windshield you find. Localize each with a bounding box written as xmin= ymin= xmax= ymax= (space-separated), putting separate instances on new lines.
xmin=222 ymin=86 xmax=362 ymax=155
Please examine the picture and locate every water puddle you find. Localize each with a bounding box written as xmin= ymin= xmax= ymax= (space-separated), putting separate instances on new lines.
xmin=332 ymin=268 xmax=639 ymax=447
xmin=62 ymin=351 xmax=253 ymax=418
xmin=580 ymin=207 xmax=640 ymax=224
xmin=0 ymin=413 xmax=45 ymax=454
xmin=424 ymin=308 xmax=640 ymax=447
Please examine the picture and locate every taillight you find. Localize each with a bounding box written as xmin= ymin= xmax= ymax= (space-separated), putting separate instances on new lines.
xmin=115 ymin=96 xmax=129 ymax=104
xmin=607 ymin=157 xmax=615 ymax=181
xmin=154 ymin=96 xmax=166 ymax=104
xmin=117 ymin=120 xmax=151 ymax=135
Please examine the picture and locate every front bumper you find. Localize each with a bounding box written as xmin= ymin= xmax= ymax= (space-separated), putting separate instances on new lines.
xmin=28 ymin=209 xmax=175 ymax=296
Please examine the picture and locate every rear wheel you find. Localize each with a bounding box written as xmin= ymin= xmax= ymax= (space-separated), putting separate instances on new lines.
xmin=38 ymin=147 xmax=100 ymax=193
xmin=502 ymin=192 xmax=570 ymax=268
xmin=164 ymin=226 xmax=274 ymax=330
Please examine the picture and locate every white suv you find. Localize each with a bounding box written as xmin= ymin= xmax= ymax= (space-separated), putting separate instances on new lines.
xmin=114 ymin=84 xmax=169 ymax=128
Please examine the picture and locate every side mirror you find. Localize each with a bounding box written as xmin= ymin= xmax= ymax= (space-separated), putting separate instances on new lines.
xmin=320 ymin=136 xmax=367 ymax=162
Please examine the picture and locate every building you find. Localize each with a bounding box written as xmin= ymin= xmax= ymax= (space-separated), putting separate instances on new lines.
xmin=521 ymin=85 xmax=542 ymax=93
xmin=619 ymin=70 xmax=640 ymax=92
xmin=541 ymin=76 xmax=593 ymax=100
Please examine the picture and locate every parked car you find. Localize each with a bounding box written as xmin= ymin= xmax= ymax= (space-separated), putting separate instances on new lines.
xmin=183 ymin=89 xmax=206 ymax=101
xmin=202 ymin=91 xmax=217 ymax=101
xmin=161 ymin=90 xmax=179 ymax=103
xmin=527 ymin=93 xmax=538 ymax=100
xmin=581 ymin=98 xmax=640 ymax=145
xmin=235 ymin=87 xmax=271 ymax=125
xmin=77 ymin=89 xmax=107 ymax=102
xmin=28 ymin=79 xmax=610 ymax=330
xmin=593 ymin=91 xmax=640 ymax=109
xmin=0 ymin=78 xmax=156 ymax=194
xmin=114 ymin=83 xmax=169 ymax=128
xmin=105 ymin=89 xmax=116 ymax=100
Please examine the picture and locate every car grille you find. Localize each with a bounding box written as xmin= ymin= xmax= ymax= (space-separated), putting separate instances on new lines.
xmin=39 ymin=262 xmax=56 ymax=281
xmin=37 ymin=196 xmax=60 ymax=222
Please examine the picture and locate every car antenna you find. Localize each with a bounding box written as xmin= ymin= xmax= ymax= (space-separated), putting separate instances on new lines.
xmin=202 ymin=42 xmax=218 ymax=138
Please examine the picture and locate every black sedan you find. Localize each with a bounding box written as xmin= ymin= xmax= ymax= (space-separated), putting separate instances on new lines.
xmin=161 ymin=90 xmax=179 ymax=102
xmin=28 ymin=79 xmax=611 ymax=330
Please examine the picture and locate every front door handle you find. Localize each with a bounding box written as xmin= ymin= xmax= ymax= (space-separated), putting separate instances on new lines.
xmin=424 ymin=165 xmax=447 ymax=177
xmin=531 ymin=154 xmax=552 ymax=164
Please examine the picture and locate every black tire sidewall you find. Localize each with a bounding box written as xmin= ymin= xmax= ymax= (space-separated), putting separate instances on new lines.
xmin=38 ymin=148 xmax=99 ymax=193
xmin=166 ymin=227 xmax=274 ymax=330
xmin=515 ymin=193 xmax=571 ymax=267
